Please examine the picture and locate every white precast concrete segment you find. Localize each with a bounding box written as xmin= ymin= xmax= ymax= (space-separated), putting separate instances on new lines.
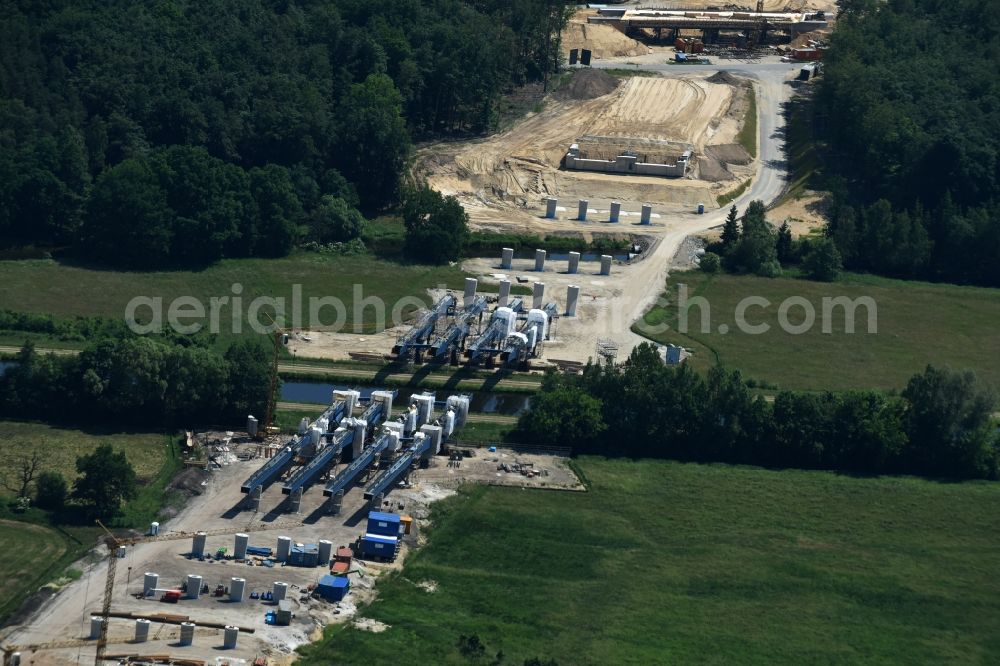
xmin=234 ymin=533 xmax=249 ymax=560
xmin=230 ymin=577 xmax=246 ymax=602
xmin=187 ymin=574 xmax=202 ymax=599
xmin=463 ymin=277 xmax=478 ymax=307
xmin=568 ymin=251 xmax=580 ymax=274
xmin=276 ymin=536 xmax=292 ymax=562
xmin=532 ymin=282 xmax=545 ymax=309
xmin=319 ymin=539 xmax=333 ymax=565
xmin=191 ymin=532 xmax=207 ymax=557
xmin=143 ymin=572 xmax=158 ymax=596
xmin=566 ymin=285 xmax=580 ymax=317
xmin=134 ymin=618 xmax=151 ymax=642
xmin=498 ymin=279 xmax=511 ymax=307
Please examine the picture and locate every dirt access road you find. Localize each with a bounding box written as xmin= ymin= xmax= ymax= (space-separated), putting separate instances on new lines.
xmin=463 ymin=57 xmax=796 ymax=364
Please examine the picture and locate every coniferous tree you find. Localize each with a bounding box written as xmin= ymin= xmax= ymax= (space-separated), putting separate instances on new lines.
xmin=721 ymin=204 xmax=740 ymax=251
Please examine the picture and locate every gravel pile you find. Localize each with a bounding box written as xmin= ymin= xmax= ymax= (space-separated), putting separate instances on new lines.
xmin=562 ymin=69 xmax=620 ymax=100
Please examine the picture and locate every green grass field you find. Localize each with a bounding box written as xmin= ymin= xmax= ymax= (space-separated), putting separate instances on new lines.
xmin=0 ymin=520 xmax=83 ymax=623
xmin=0 ymin=253 xmax=470 ymax=344
xmin=636 ymin=270 xmax=1000 ymax=391
xmin=447 ymin=419 xmax=516 ymax=446
xmin=299 ymin=457 xmax=1000 ymax=665
xmin=0 ymin=421 xmax=169 ymax=483
xmin=738 ymin=84 xmax=758 ymax=159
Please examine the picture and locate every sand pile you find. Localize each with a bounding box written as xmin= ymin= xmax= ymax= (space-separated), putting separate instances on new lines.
xmin=562 ymin=22 xmax=651 ymax=59
xmin=561 ymin=69 xmax=620 ymax=101
xmin=706 ymin=71 xmax=742 ymax=86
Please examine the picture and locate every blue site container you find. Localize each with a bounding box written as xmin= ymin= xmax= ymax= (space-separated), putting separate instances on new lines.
xmin=360 ymin=533 xmax=398 ymax=559
xmin=288 ymin=543 xmax=319 ymax=567
xmin=317 ymin=574 xmax=350 ymax=601
xmin=367 ymin=511 xmax=402 ymax=537
xmin=246 ymin=546 xmax=273 ymax=557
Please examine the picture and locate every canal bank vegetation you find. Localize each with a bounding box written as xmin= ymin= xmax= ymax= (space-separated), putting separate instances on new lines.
xmin=365 ymin=214 xmax=633 ymax=260
xmin=0 ymin=336 xmax=274 ymax=428
xmin=519 ymin=344 xmax=1000 ymax=481
xmin=280 ymin=362 xmax=543 ymax=395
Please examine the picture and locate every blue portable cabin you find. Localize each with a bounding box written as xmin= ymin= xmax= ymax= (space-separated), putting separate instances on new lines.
xmin=288 ymin=543 xmax=320 ymax=567
xmin=317 ymin=574 xmax=350 ymax=601
xmin=360 ymin=533 xmax=398 ymax=559
xmin=246 ymin=546 xmax=273 ymax=557
xmin=367 ymin=511 xmax=402 ymax=537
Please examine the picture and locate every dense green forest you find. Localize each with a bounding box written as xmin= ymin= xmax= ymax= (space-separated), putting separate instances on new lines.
xmin=0 ymin=337 xmax=273 ymax=426
xmin=817 ymin=0 xmax=1000 ymax=286
xmin=519 ymin=344 xmax=999 ymax=480
xmin=0 ymin=0 xmax=569 ymax=267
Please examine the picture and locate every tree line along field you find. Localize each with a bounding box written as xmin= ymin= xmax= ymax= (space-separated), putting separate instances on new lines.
xmin=300 ymin=457 xmax=1000 ymax=665
xmin=637 ymin=270 xmax=1000 ymax=392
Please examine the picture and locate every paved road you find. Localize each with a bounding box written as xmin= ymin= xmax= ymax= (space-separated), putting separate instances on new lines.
xmin=567 ymin=56 xmax=800 ymax=358
xmin=592 ymin=55 xmax=796 ymax=220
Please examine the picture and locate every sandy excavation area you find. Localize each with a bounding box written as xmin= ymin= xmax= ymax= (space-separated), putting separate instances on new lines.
xmin=587 ymin=76 xmax=734 ymax=147
xmin=562 ymin=18 xmax=650 ymax=59
xmin=418 ymin=70 xmax=753 ymax=234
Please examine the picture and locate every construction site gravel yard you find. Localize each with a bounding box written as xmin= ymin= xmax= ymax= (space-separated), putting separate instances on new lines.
xmin=1 ymin=438 xmax=580 ymax=665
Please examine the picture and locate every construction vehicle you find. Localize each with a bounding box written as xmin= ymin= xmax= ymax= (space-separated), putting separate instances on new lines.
xmin=160 ymin=590 xmax=182 ymax=603
xmin=213 ymin=584 xmax=227 ymax=597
